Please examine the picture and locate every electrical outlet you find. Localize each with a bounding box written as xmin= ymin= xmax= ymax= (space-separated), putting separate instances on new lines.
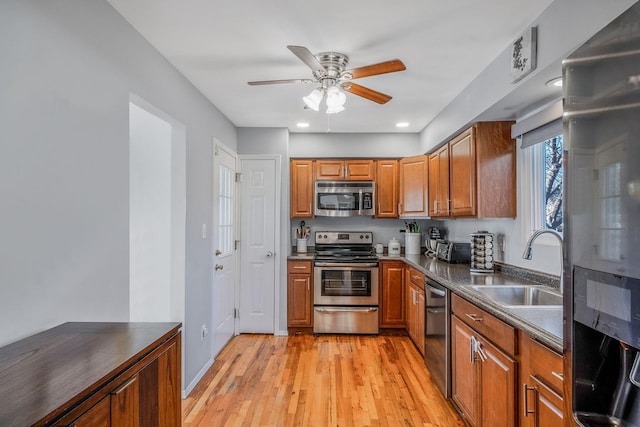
xmin=201 ymin=324 xmax=208 ymax=341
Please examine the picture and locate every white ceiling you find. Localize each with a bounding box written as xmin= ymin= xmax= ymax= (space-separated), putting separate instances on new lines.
xmin=106 ymin=0 xmax=555 ymax=133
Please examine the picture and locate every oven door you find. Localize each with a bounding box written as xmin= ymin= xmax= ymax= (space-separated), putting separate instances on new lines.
xmin=314 ymin=262 xmax=379 ymax=306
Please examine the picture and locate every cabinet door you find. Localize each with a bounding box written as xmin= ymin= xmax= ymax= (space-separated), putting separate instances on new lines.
xmin=315 ymin=160 xmax=344 ymax=180
xmin=399 ymin=155 xmax=429 ymax=217
xmin=138 ymin=340 xmax=181 ymax=427
xmin=287 ymin=272 xmax=312 ymax=327
xmin=479 ymin=336 xmax=517 ymax=427
xmin=428 ymin=145 xmax=450 ymax=217
xmin=452 ymin=316 xmax=480 ymax=427
xmin=70 ymin=397 xmax=111 ymax=427
xmin=528 ymin=376 xmax=564 ymax=427
xmin=415 ymin=287 xmax=425 ymax=356
xmin=376 ymin=160 xmax=399 ymax=218
xmin=379 ymin=261 xmax=405 ymax=327
xmin=111 ymin=376 xmax=140 ymax=427
xmin=405 ymin=274 xmax=415 ymax=341
xmin=290 ymin=160 xmax=314 ymax=218
xmin=345 ymin=160 xmax=375 ymax=180
xmin=449 ymin=128 xmax=477 ymax=217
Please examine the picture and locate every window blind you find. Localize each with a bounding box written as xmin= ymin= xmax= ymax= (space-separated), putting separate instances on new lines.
xmin=511 ymin=100 xmax=563 ymax=149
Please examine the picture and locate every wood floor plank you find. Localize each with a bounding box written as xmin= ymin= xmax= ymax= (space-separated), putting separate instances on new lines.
xmin=183 ymin=334 xmax=465 ymax=427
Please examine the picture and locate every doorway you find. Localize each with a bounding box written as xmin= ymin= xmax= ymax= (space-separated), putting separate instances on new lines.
xmin=128 ymin=96 xmax=186 ymax=325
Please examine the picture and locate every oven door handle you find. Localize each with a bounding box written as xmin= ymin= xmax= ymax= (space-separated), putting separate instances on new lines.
xmin=315 ymin=307 xmax=378 ymax=313
xmin=314 ymin=262 xmax=378 ymax=268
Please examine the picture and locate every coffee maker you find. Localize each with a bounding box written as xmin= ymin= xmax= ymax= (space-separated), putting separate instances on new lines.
xmin=572 ymin=266 xmax=640 ymax=426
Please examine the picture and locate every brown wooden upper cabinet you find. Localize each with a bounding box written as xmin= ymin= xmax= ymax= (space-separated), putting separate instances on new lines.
xmin=290 ymin=160 xmax=314 ymax=218
xmin=399 ymin=155 xmax=429 ymax=217
xmin=429 ymin=121 xmax=516 ymax=219
xmin=375 ymin=159 xmax=399 ymax=218
xmin=315 ymin=159 xmax=376 ymax=181
xmin=428 ymin=144 xmax=450 ymax=217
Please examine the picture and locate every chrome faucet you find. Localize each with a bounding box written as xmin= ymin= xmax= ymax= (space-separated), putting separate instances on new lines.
xmin=522 ymin=229 xmax=564 ymax=293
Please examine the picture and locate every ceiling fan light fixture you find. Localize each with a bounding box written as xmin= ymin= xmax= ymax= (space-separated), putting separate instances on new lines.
xmin=326 ymin=104 xmax=345 ymax=114
xmin=325 ymin=85 xmax=346 ymax=109
xmin=303 ymin=88 xmax=323 ymax=111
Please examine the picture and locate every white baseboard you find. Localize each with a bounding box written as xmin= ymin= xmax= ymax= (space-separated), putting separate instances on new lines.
xmin=275 ymin=329 xmax=289 ymax=336
xmin=182 ymin=357 xmax=214 ymax=399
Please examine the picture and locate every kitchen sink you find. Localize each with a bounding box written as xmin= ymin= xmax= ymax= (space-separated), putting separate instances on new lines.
xmin=470 ymin=285 xmax=562 ymax=307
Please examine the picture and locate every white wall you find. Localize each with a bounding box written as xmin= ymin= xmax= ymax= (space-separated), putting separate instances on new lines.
xmin=129 ymin=102 xmax=172 ymax=321
xmin=0 ymin=0 xmax=236 ymax=393
xmin=290 ymin=133 xmax=420 ymax=158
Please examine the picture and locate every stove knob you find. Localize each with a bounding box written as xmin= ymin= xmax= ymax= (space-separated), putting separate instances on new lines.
xmin=360 ymin=235 xmax=364 ymax=239
xmin=323 ymin=234 xmax=328 ymax=239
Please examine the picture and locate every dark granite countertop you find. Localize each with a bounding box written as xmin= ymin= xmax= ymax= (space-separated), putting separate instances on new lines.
xmin=288 ymin=250 xmax=563 ymax=352
xmin=400 ymin=254 xmax=563 ymax=353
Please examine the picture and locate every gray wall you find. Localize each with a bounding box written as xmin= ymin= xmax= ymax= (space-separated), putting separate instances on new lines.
xmin=0 ymin=0 xmax=237 ymax=392
xmin=291 ymin=133 xmax=420 ymax=158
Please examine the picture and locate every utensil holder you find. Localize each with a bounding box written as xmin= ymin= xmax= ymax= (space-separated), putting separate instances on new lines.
xmin=405 ymin=232 xmax=421 ymax=255
xmin=296 ymin=238 xmax=307 ymax=253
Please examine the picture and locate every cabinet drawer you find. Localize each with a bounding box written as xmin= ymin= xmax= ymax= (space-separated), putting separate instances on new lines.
xmin=407 ymin=266 xmax=424 ymax=287
xmin=529 ymin=337 xmax=564 ymax=395
xmin=288 ymin=260 xmax=312 ymax=274
xmin=452 ymin=294 xmax=516 ymax=355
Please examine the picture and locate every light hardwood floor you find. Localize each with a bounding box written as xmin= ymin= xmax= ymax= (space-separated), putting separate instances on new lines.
xmin=183 ymin=334 xmax=465 ymax=427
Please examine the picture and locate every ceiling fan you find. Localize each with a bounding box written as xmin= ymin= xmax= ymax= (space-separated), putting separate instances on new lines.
xmin=248 ymin=45 xmax=406 ymax=113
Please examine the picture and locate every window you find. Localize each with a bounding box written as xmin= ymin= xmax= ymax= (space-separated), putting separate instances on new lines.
xmin=543 ymin=135 xmax=563 ymax=232
xmin=513 ymin=100 xmax=564 ymax=239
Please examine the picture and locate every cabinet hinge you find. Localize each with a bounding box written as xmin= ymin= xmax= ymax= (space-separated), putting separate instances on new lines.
xmin=234 ymin=308 xmax=239 ymax=319
xmin=235 ymin=172 xmax=242 ymax=183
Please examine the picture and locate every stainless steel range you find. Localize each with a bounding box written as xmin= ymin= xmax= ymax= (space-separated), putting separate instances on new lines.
xmin=313 ymin=231 xmax=379 ymax=334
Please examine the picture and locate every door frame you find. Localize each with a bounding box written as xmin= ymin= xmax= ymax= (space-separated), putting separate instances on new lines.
xmin=238 ymin=154 xmax=282 ymax=335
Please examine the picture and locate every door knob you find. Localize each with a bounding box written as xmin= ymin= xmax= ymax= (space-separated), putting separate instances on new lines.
xmin=215 ymin=249 xmax=222 ymax=256
xmin=215 ymin=264 xmax=224 ymax=271
xmin=266 ymin=251 xmax=274 ymax=258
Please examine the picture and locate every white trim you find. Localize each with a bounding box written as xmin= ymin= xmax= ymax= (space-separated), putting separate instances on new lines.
xmin=183 ymin=357 xmax=214 ymax=398
xmin=275 ymin=329 xmax=289 ymax=336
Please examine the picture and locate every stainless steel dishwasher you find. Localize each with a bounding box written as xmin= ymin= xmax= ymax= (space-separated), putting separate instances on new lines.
xmin=424 ymin=276 xmax=450 ymax=397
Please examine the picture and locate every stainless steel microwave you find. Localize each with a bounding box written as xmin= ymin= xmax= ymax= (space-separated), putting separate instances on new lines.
xmin=314 ymin=181 xmax=375 ymax=217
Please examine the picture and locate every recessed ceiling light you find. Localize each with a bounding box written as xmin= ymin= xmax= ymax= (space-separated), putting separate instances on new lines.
xmin=396 ymin=122 xmax=409 ymax=128
xmin=296 ymin=122 xmax=310 ymax=128
xmin=546 ymin=77 xmax=563 ymax=88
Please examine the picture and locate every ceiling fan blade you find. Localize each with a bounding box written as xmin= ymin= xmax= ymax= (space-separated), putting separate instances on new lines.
xmin=346 ymin=59 xmax=406 ymax=80
xmin=287 ymin=45 xmax=325 ymax=73
xmin=248 ymin=78 xmax=314 ymax=86
xmin=342 ymin=82 xmax=392 ymax=104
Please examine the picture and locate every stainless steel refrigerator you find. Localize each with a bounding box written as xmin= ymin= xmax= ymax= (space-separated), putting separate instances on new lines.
xmin=564 ymin=3 xmax=640 ymax=426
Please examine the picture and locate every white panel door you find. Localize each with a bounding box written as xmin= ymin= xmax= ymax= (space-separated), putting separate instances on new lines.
xmin=239 ymin=158 xmax=277 ymax=333
xmin=212 ymin=142 xmax=237 ymax=357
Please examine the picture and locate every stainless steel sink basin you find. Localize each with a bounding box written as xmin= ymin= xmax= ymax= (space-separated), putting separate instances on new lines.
xmin=470 ymin=285 xmax=562 ymax=307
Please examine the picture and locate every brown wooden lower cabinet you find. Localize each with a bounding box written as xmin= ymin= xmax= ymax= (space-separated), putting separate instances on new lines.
xmin=520 ymin=333 xmax=564 ymax=427
xmin=451 ymin=294 xmax=517 ymax=427
xmin=405 ymin=267 xmax=425 ymax=354
xmin=287 ymin=260 xmax=313 ymax=328
xmin=379 ymin=260 xmax=405 ymax=328
xmin=0 ymin=322 xmax=181 ymax=427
